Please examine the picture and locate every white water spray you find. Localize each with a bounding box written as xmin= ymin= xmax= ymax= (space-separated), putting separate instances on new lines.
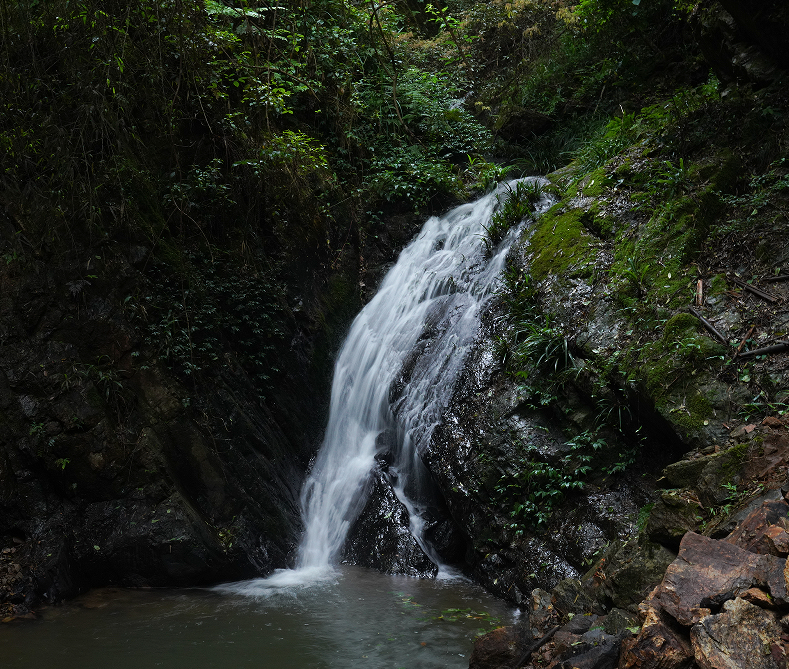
xmin=296 ymin=179 xmax=551 ymax=574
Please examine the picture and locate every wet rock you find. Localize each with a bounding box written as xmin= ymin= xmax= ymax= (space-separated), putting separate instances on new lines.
xmin=690 ymin=597 xmax=784 ymax=669
xmin=420 ymin=326 xmax=652 ymax=604
xmin=655 ymin=532 xmax=788 ymax=626
xmin=619 ymin=604 xmax=695 ymax=669
xmin=468 ymin=621 xmax=532 ymax=669
xmin=342 ymin=464 xmax=438 ymax=577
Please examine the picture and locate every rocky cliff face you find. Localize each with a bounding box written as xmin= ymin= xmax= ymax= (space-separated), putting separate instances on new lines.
xmin=0 ymin=203 xmax=428 ymax=618
xmin=0 ymin=248 xmax=310 ymax=616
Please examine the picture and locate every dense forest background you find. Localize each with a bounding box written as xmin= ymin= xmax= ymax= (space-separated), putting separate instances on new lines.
xmin=1 ymin=0 xmax=788 ymax=618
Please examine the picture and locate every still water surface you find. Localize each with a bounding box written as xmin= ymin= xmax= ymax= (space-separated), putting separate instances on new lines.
xmin=0 ymin=566 xmax=514 ymax=668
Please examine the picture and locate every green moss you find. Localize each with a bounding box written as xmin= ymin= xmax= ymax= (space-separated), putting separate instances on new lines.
xmin=662 ymin=313 xmax=699 ymax=341
xmin=709 ymin=273 xmax=728 ymax=294
xmin=669 ymin=392 xmax=713 ymax=433
xmin=529 ymin=206 xmax=596 ymax=281
xmin=579 ymin=167 xmax=611 ymax=198
xmin=718 ymin=442 xmax=750 ymax=483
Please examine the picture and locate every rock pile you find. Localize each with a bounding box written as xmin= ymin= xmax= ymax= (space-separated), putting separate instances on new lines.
xmin=470 ymin=427 xmax=789 ymax=668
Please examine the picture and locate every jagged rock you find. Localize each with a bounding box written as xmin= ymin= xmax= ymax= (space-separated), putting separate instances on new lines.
xmin=655 ymin=532 xmax=788 ymax=626
xmin=468 ymin=622 xmax=532 ymax=669
xmin=619 ymin=604 xmax=695 ymax=669
xmin=710 ymin=488 xmax=785 ymax=539
xmin=690 ymin=597 xmax=785 ymax=669
xmin=724 ymin=498 xmax=789 ymax=556
xmin=342 ymin=464 xmax=438 ymax=577
xmin=742 ymin=434 xmax=789 ymax=483
xmin=741 ymin=587 xmax=779 ymax=609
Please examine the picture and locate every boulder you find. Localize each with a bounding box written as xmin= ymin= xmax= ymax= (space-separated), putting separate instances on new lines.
xmin=595 ymin=540 xmax=677 ymax=614
xmin=655 ymin=532 xmax=788 ymax=626
xmin=724 ymin=498 xmax=789 ymax=556
xmin=690 ymin=597 xmax=785 ymax=669
xmin=557 ymin=627 xmax=625 ymax=669
xmin=468 ymin=622 xmax=532 ymax=669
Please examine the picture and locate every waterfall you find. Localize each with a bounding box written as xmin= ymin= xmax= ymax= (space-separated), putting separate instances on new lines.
xmin=296 ymin=179 xmax=552 ymax=573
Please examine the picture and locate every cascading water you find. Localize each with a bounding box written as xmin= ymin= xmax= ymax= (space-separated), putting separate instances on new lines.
xmin=297 ymin=178 xmax=552 ymax=575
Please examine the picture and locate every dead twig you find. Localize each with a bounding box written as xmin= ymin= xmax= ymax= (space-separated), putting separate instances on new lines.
xmin=695 ymin=279 xmax=703 ymax=306
xmin=764 ymin=275 xmax=789 ymax=283
xmin=729 ymin=276 xmax=780 ymax=304
xmin=688 ymin=306 xmax=728 ymax=346
xmin=734 ymin=325 xmax=756 ymax=359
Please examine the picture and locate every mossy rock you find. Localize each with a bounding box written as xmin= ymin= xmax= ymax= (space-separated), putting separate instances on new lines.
xmin=578 ymin=167 xmax=611 ymax=198
xmin=695 ymin=443 xmax=749 ymax=507
xmin=662 ymin=312 xmax=700 ymax=341
xmin=528 ymin=206 xmax=596 ymax=281
xmin=645 ymin=490 xmax=703 ymax=549
xmin=663 ymin=456 xmax=710 ymax=489
xmin=602 ymin=608 xmax=641 ymax=635
xmin=709 ymin=273 xmax=728 ymax=295
xmin=571 ymin=538 xmax=676 ymax=614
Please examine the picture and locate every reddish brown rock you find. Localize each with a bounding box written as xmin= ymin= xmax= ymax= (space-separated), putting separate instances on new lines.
xmin=690 ymin=597 xmax=784 ymax=669
xmin=763 ymin=416 xmax=785 ymax=429
xmin=741 ymin=587 xmax=779 ymax=609
xmin=655 ymin=532 xmax=788 ymax=626
xmin=618 ymin=605 xmax=695 ymax=669
xmin=743 ymin=434 xmax=789 ymax=483
xmin=725 ymin=499 xmax=789 ymax=556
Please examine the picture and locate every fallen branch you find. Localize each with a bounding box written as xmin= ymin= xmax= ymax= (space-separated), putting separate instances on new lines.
xmin=736 ymin=341 xmax=789 ymax=359
xmin=512 ymin=625 xmax=560 ymax=669
xmin=734 ymin=325 xmax=756 ymax=358
xmin=688 ymin=307 xmax=728 ymax=346
xmin=695 ymin=279 xmax=703 ymax=306
xmin=729 ymin=277 xmax=780 ymax=304
xmin=764 ymin=275 xmax=789 ymax=283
